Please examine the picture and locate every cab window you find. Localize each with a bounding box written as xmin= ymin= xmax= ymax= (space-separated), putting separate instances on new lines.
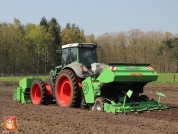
xmin=79 ymin=47 xmax=97 ymax=65
xmin=61 ymin=47 xmax=77 ymax=66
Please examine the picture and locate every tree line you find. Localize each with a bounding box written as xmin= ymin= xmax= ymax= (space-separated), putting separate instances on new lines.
xmin=92 ymin=30 xmax=178 ymax=73
xmin=0 ymin=17 xmax=85 ymax=75
xmin=0 ymin=17 xmax=178 ymax=75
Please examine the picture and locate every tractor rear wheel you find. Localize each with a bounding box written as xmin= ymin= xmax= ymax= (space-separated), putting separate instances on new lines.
xmin=55 ymin=69 xmax=79 ymax=107
xmin=44 ymin=79 xmax=53 ymax=104
xmin=94 ymin=97 xmax=104 ymax=111
xmin=30 ymin=79 xmax=46 ymax=105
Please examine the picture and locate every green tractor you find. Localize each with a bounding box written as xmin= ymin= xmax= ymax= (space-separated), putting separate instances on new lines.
xmin=13 ymin=43 xmax=169 ymax=113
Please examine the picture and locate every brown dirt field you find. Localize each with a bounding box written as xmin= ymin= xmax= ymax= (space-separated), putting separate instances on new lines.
xmin=0 ymin=84 xmax=178 ymax=134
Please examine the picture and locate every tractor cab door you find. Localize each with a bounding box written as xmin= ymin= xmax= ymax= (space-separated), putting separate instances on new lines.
xmin=61 ymin=47 xmax=77 ymax=67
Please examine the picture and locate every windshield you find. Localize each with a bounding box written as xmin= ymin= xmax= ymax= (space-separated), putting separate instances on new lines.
xmin=79 ymin=47 xmax=97 ymax=65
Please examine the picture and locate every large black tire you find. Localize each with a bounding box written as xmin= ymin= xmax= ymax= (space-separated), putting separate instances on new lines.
xmin=44 ymin=79 xmax=53 ymax=104
xmin=55 ymin=69 xmax=79 ymax=107
xmin=94 ymin=97 xmax=105 ymax=111
xmin=30 ymin=79 xmax=46 ymax=105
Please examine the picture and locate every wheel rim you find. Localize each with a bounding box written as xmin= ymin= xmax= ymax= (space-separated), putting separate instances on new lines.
xmin=44 ymin=83 xmax=53 ymax=100
xmin=31 ymin=83 xmax=41 ymax=104
xmin=96 ymin=101 xmax=101 ymax=111
xmin=56 ymin=76 xmax=72 ymax=106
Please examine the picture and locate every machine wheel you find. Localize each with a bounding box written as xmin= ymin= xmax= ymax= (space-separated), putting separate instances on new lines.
xmin=139 ymin=95 xmax=149 ymax=101
xmin=44 ymin=79 xmax=53 ymax=104
xmin=30 ymin=79 xmax=46 ymax=105
xmin=94 ymin=97 xmax=104 ymax=111
xmin=55 ymin=69 xmax=79 ymax=107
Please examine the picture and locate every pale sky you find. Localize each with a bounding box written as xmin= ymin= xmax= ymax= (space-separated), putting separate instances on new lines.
xmin=0 ymin=0 xmax=178 ymax=36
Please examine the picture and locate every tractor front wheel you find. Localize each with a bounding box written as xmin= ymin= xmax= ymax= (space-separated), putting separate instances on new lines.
xmin=55 ymin=69 xmax=79 ymax=107
xmin=94 ymin=97 xmax=104 ymax=111
xmin=30 ymin=79 xmax=46 ymax=105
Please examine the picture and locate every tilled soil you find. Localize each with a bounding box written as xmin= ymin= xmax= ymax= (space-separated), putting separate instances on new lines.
xmin=0 ymin=84 xmax=178 ymax=134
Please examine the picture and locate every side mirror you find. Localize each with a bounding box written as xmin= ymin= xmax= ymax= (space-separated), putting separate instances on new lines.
xmin=97 ymin=45 xmax=101 ymax=48
xmin=55 ymin=50 xmax=66 ymax=54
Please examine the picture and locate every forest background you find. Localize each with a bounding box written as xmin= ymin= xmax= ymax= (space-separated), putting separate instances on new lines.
xmin=0 ymin=17 xmax=178 ymax=76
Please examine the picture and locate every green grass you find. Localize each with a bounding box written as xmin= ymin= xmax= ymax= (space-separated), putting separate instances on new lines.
xmin=0 ymin=75 xmax=49 ymax=82
xmin=0 ymin=73 xmax=178 ymax=84
xmin=151 ymin=73 xmax=178 ymax=84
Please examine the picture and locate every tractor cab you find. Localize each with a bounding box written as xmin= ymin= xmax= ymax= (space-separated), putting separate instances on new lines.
xmin=61 ymin=43 xmax=98 ymax=67
xmin=49 ymin=43 xmax=99 ymax=80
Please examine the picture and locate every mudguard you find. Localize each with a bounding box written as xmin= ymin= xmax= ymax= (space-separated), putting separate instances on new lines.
xmin=63 ymin=63 xmax=108 ymax=78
